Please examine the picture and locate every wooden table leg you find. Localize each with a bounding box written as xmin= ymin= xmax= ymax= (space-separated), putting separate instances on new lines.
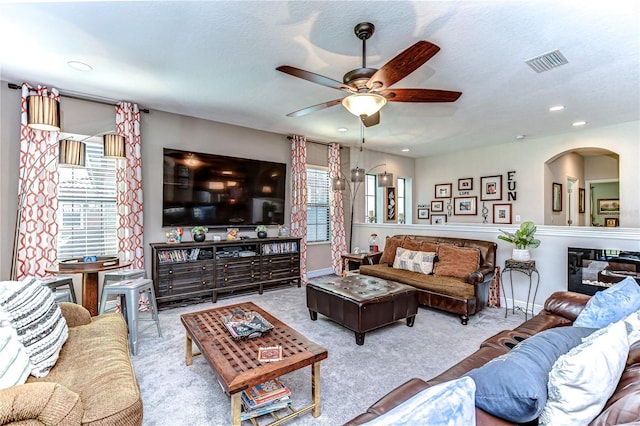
xmin=230 ymin=392 xmax=242 ymax=426
xmin=311 ymin=362 xmax=321 ymax=417
xmin=81 ymin=272 xmax=99 ymax=316
xmin=185 ymin=334 xmax=193 ymax=366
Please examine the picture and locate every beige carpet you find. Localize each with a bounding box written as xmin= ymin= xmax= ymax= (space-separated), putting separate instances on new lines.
xmin=131 ymin=275 xmax=525 ymax=425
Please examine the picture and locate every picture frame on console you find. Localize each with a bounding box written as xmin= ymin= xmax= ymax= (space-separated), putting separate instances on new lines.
xmin=480 ymin=175 xmax=502 ymax=201
xmin=453 ymin=196 xmax=477 ymax=215
xmin=493 ymin=203 xmax=512 ymax=224
xmin=605 ymin=217 xmax=619 ymax=227
xmin=434 ymin=183 xmax=452 ymax=199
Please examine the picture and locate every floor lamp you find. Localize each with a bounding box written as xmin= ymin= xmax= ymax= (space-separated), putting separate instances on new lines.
xmin=332 ymin=163 xmax=392 ymax=252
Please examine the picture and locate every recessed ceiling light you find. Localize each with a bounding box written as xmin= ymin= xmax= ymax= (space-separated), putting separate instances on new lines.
xmin=337 ymin=127 xmax=348 ymax=132
xmin=68 ymin=61 xmax=93 ymax=71
xmin=572 ymin=120 xmax=587 ymax=127
xmin=401 ymin=148 xmax=410 ymax=152
xmin=549 ymin=105 xmax=565 ymax=112
xmin=515 ymin=134 xmax=526 ymax=140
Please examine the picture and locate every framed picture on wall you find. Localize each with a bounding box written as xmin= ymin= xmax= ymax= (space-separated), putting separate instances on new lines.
xmin=453 ymin=196 xmax=477 ymax=215
xmin=480 ymin=175 xmax=502 ymax=201
xmin=552 ymin=182 xmax=563 ymax=212
xmin=431 ymin=214 xmax=447 ymax=225
xmin=605 ymin=217 xmax=619 ymax=227
xmin=598 ymin=198 xmax=619 ymax=214
xmin=430 ymin=200 xmax=444 ymax=212
xmin=417 ymin=208 xmax=430 ymax=219
xmin=434 ymin=183 xmax=452 ymax=199
xmin=458 ymin=178 xmax=473 ymax=191
xmin=493 ymin=203 xmax=512 ymax=224
xmin=579 ymin=188 xmax=585 ymax=213
xmin=385 ymin=186 xmax=397 ymax=222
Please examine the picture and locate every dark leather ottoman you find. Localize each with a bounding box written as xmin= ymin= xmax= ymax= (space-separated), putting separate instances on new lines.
xmin=306 ymin=275 xmax=418 ymax=345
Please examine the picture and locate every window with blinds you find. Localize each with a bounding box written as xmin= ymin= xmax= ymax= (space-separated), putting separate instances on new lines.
xmin=307 ymin=166 xmax=330 ymax=243
xmin=57 ymin=140 xmax=118 ymax=259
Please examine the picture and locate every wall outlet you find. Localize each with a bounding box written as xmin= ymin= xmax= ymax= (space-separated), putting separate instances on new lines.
xmin=515 ymin=215 xmax=521 ymax=223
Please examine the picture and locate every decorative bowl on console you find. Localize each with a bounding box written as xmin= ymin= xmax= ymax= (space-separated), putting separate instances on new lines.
xmin=255 ymin=225 xmax=268 ymax=238
xmin=191 ymin=226 xmax=208 ymax=242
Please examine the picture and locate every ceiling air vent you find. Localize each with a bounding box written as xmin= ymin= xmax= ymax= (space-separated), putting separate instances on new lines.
xmin=525 ymin=49 xmax=569 ymax=73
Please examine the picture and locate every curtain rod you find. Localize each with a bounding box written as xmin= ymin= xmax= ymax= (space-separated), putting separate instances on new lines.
xmin=7 ymin=82 xmax=150 ymax=114
xmin=286 ymin=135 xmax=342 ymax=149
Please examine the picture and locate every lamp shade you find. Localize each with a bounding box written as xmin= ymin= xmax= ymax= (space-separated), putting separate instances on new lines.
xmin=377 ymin=171 xmax=394 ymax=187
xmin=58 ymin=139 xmax=86 ymax=167
xmin=341 ymin=93 xmax=387 ymax=117
xmin=103 ymin=134 xmax=126 ymax=158
xmin=27 ymin=95 xmax=60 ymax=131
xmin=350 ymin=167 xmax=365 ymax=182
xmin=332 ymin=177 xmax=346 ymax=191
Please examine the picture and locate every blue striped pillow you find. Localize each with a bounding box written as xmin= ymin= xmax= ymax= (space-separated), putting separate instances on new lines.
xmin=0 ymin=278 xmax=68 ymax=378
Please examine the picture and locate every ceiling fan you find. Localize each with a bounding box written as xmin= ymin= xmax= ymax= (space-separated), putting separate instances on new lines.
xmin=276 ymin=22 xmax=462 ymax=127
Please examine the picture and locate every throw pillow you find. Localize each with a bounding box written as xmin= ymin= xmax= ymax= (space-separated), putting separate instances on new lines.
xmin=393 ymin=248 xmax=437 ymax=275
xmin=539 ymin=320 xmax=629 ymax=425
xmin=0 ymin=278 xmax=68 ymax=378
xmin=363 ymin=377 xmax=476 ymax=426
xmin=464 ymin=326 xmax=596 ymax=423
xmin=624 ymin=309 xmax=640 ymax=345
xmin=434 ymin=244 xmax=480 ymax=279
xmin=379 ymin=236 xmax=405 ymax=264
xmin=0 ymin=322 xmax=31 ymax=389
xmin=420 ymin=241 xmax=438 ymax=252
xmin=400 ymin=238 xmax=421 ymax=251
xmin=573 ymin=276 xmax=640 ymax=328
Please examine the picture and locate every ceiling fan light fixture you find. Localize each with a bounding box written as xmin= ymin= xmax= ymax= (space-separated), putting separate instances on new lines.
xmin=341 ymin=93 xmax=387 ymax=118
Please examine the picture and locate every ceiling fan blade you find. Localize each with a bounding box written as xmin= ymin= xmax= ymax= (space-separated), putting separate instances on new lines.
xmin=276 ymin=65 xmax=352 ymax=91
xmin=286 ymin=99 xmax=344 ymax=117
xmin=361 ymin=111 xmax=380 ymax=127
xmin=367 ymin=41 xmax=440 ymax=90
xmin=382 ymin=88 xmax=462 ymax=103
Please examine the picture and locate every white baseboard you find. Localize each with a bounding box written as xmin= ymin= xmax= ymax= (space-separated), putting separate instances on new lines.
xmin=307 ymin=268 xmax=334 ymax=279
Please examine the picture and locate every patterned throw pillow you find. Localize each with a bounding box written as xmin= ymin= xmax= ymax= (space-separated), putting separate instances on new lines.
xmin=0 ymin=278 xmax=68 ymax=378
xmin=0 ymin=322 xmax=31 ymax=389
xmin=393 ymin=247 xmax=437 ymax=275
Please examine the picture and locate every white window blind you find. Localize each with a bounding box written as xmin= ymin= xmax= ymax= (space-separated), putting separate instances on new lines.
xmin=365 ymin=174 xmax=377 ymax=222
xmin=306 ymin=166 xmax=330 ymax=243
xmin=57 ymin=140 xmax=118 ymax=259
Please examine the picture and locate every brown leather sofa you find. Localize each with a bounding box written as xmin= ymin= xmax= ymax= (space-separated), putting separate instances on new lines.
xmin=345 ymin=291 xmax=640 ymax=425
xmin=359 ymin=235 xmax=497 ymax=324
xmin=0 ymin=302 xmax=143 ymax=425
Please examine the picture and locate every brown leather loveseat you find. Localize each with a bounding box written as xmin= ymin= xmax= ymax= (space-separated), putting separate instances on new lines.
xmin=359 ymin=235 xmax=497 ymax=324
xmin=346 ymin=291 xmax=640 ymax=425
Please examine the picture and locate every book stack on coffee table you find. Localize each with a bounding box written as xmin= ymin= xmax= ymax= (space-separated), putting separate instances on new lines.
xmin=241 ymin=378 xmax=292 ymax=421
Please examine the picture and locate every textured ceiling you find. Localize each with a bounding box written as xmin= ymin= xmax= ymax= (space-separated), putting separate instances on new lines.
xmin=1 ymin=1 xmax=638 ymax=158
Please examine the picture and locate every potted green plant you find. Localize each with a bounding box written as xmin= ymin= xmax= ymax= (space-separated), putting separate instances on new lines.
xmin=255 ymin=225 xmax=268 ymax=239
xmin=191 ymin=226 xmax=208 ymax=242
xmin=497 ymin=221 xmax=541 ymax=261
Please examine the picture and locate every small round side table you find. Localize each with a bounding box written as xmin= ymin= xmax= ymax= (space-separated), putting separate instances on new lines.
xmin=501 ymin=259 xmax=540 ymax=320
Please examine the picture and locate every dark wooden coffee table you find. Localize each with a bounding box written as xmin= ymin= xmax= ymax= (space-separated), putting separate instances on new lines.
xmin=181 ymin=302 xmax=328 ymax=425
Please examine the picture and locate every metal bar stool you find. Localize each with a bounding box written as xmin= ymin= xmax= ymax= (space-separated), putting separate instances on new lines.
xmin=98 ymin=278 xmax=162 ymax=355
xmin=101 ymin=269 xmax=146 ymax=312
xmin=40 ymin=276 xmax=77 ymax=304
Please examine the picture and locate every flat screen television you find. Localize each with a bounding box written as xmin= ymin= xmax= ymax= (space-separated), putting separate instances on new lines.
xmin=162 ymin=148 xmax=286 ymax=228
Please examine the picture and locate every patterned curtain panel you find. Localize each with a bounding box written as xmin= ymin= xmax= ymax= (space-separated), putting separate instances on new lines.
xmin=115 ymin=102 xmax=144 ymax=269
xmin=14 ymin=83 xmax=60 ymax=279
xmin=328 ymin=143 xmax=347 ymax=275
xmin=290 ymin=135 xmax=308 ymax=282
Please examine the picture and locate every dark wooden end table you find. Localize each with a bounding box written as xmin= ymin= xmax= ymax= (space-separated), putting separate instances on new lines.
xmin=340 ymin=252 xmax=382 ymax=276
xmin=181 ymin=302 xmax=328 ymax=425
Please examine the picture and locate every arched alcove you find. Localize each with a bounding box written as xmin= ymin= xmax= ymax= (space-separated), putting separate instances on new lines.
xmin=544 ymin=148 xmax=619 ymax=226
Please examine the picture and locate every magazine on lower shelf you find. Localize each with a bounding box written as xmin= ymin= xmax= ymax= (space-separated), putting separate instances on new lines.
xmin=240 ymin=394 xmax=291 ymax=421
xmin=243 ymin=378 xmax=291 ymax=408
